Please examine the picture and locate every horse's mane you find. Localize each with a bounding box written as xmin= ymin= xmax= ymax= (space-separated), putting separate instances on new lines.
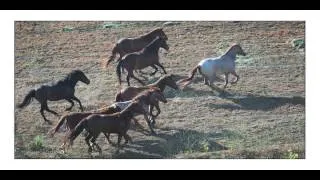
xmin=224 ymin=43 xmax=240 ymax=54
xmin=147 ymin=75 xmax=168 ymax=87
xmin=57 ymin=70 xmax=83 ymax=84
xmin=119 ymin=100 xmax=140 ymax=115
xmin=140 ymin=28 xmax=163 ymax=38
xmin=143 ymin=36 xmax=160 ymax=51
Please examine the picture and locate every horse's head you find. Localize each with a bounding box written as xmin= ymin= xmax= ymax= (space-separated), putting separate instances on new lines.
xmin=232 ymin=43 xmax=246 ymax=56
xmin=149 ymin=87 xmax=167 ymax=104
xmin=158 ymin=36 xmax=170 ymax=51
xmin=71 ymin=70 xmax=90 ymax=85
xmin=156 ymin=28 xmax=168 ymax=41
xmin=162 ymin=74 xmax=179 ymax=90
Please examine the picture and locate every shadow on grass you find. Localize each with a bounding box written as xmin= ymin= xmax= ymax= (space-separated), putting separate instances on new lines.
xmin=110 ymin=127 xmax=239 ymax=159
xmin=206 ymin=94 xmax=305 ymax=111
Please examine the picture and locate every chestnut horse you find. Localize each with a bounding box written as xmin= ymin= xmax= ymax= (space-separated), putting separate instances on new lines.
xmin=116 ymin=36 xmax=169 ymax=86
xmin=67 ymin=100 xmax=149 ymax=154
xmin=115 ymin=74 xmax=179 ymax=125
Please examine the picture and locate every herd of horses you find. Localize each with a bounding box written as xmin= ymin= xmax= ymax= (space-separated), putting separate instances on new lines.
xmin=17 ymin=27 xmax=247 ymax=155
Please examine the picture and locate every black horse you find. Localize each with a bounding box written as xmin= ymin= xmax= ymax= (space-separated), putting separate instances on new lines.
xmin=17 ymin=69 xmax=90 ymax=124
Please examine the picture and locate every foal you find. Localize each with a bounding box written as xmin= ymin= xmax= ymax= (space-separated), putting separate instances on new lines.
xmin=178 ymin=44 xmax=246 ymax=90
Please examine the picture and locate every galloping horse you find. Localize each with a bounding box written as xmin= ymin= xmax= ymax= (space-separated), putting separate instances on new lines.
xmin=17 ymin=70 xmax=90 ymax=124
xmin=116 ymin=36 xmax=169 ymax=86
xmin=115 ymin=74 xmax=179 ymax=125
xmin=178 ymin=44 xmax=246 ymax=90
xmin=67 ymin=100 xmax=150 ymax=154
xmin=106 ymin=27 xmax=168 ymax=67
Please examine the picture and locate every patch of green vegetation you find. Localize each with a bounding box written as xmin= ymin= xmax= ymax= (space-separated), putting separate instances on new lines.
xmin=28 ymin=135 xmax=44 ymax=151
xmin=62 ymin=26 xmax=74 ymax=32
xmin=284 ymin=149 xmax=299 ymax=159
xmin=291 ymin=38 xmax=305 ymax=49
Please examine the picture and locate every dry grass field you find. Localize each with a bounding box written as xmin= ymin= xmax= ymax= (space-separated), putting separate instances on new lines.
xmin=14 ymin=21 xmax=305 ymax=159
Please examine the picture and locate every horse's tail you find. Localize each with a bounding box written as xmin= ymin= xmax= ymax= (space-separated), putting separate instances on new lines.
xmin=68 ymin=119 xmax=87 ymax=146
xmin=17 ymin=89 xmax=36 ymax=108
xmin=116 ymin=60 xmax=124 ymax=85
xmin=177 ymin=65 xmax=200 ymax=89
xmin=47 ymin=114 xmax=68 ymax=137
xmin=106 ymin=44 xmax=119 ymax=67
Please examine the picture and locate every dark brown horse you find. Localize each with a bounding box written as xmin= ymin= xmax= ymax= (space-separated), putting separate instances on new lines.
xmin=17 ymin=70 xmax=90 ymax=124
xmin=106 ymin=27 xmax=168 ymax=67
xmin=116 ymin=36 xmax=169 ymax=86
xmin=115 ymin=74 xmax=179 ymax=125
xmin=67 ymin=100 xmax=149 ymax=154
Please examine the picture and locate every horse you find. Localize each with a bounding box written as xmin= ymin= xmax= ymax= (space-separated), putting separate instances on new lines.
xmin=17 ymin=70 xmax=90 ymax=124
xmin=115 ymin=74 xmax=179 ymax=125
xmin=116 ymin=36 xmax=169 ymax=86
xmin=67 ymin=100 xmax=150 ymax=154
xmin=48 ymin=87 xmax=167 ymax=149
xmin=177 ymin=44 xmax=246 ymax=91
xmin=106 ymin=27 xmax=168 ymax=67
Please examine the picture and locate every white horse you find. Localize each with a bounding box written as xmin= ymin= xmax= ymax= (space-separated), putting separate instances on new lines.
xmin=178 ymin=43 xmax=246 ymax=90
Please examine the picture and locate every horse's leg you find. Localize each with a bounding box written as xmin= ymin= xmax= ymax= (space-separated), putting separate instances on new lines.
xmin=148 ymin=105 xmax=158 ymax=126
xmin=90 ymin=134 xmax=102 ymax=154
xmin=150 ymin=65 xmax=159 ymax=76
xmin=230 ymin=71 xmax=240 ymax=84
xmin=155 ymin=63 xmax=167 ymax=74
xmin=204 ymin=77 xmax=209 ymax=85
xmin=126 ymin=74 xmax=131 ymax=86
xmin=143 ymin=114 xmax=156 ymax=135
xmin=71 ymin=96 xmax=84 ymax=111
xmin=43 ymin=102 xmax=59 ymax=116
xmin=103 ymin=132 xmax=114 ymax=145
xmin=117 ymin=134 xmax=123 ymax=148
xmin=65 ymin=99 xmax=74 ymax=111
xmin=223 ymin=73 xmax=229 ymax=89
xmin=40 ymin=104 xmax=50 ymax=124
xmin=124 ymin=133 xmax=133 ymax=144
xmin=130 ymin=72 xmax=145 ymax=86
xmin=151 ymin=102 xmax=161 ymax=126
xmin=85 ymin=133 xmax=93 ymax=154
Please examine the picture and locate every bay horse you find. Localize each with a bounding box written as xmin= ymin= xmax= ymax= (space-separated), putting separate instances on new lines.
xmin=48 ymin=87 xmax=167 ymax=149
xmin=178 ymin=44 xmax=246 ymax=90
xmin=115 ymin=74 xmax=179 ymax=125
xmin=106 ymin=27 xmax=168 ymax=67
xmin=17 ymin=70 xmax=90 ymax=124
xmin=116 ymin=36 xmax=169 ymax=86
xmin=67 ymin=100 xmax=150 ymax=154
